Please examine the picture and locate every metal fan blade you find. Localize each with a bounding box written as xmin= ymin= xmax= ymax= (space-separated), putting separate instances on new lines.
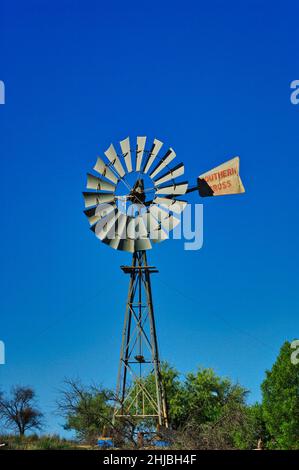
xmin=155 ymin=182 xmax=188 ymax=195
xmin=116 ymin=213 xmax=129 ymax=238
xmin=126 ymin=215 xmax=152 ymax=251
xmin=104 ymin=143 xmax=126 ymax=178
xmin=149 ymin=204 xmax=172 ymax=225
xmin=149 ymin=205 xmax=180 ymax=232
xmin=153 ymin=197 xmax=187 ymax=214
xmin=142 ymin=211 xmax=160 ymax=233
xmin=84 ymin=207 xmax=99 ymax=225
xmin=82 ymin=192 xmax=115 ymax=208
xmin=103 ymin=213 xmax=128 ymax=250
xmin=142 ymin=212 xmax=168 ymax=244
xmin=90 ymin=209 xmax=115 ymax=234
xmin=151 ymin=228 xmax=169 ymax=244
xmin=154 ymin=163 xmax=185 ymax=186
xmin=93 ymin=157 xmax=118 ymax=184
xmin=149 ymin=148 xmax=176 ymax=179
xmin=136 ymin=136 xmax=146 ymax=171
xmin=84 ymin=203 xmax=117 ymax=225
xmin=94 ymin=210 xmax=121 ymax=242
xmin=117 ymin=216 xmax=135 ymax=252
xmin=127 ymin=215 xmax=148 ymax=240
xmin=160 ymin=215 xmax=180 ymax=232
xmin=120 ymin=137 xmax=132 ymax=173
xmin=143 ymin=138 xmax=163 ymax=174
xmin=118 ymin=237 xmax=134 ymax=253
xmin=86 ymin=174 xmax=116 ymax=192
xmin=134 ymin=238 xmax=152 ymax=251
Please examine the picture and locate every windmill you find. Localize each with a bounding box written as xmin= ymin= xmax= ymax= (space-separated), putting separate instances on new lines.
xmin=83 ymin=136 xmax=245 ymax=431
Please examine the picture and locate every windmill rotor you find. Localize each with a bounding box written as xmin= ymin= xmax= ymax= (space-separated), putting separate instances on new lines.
xmin=83 ymin=136 xmax=188 ymax=253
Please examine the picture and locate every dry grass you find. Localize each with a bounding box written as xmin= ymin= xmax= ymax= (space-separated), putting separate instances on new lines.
xmin=0 ymin=434 xmax=82 ymax=450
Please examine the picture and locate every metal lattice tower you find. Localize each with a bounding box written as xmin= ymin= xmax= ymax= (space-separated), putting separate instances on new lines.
xmin=113 ymin=250 xmax=168 ymax=427
xmin=83 ymin=135 xmax=245 ymax=432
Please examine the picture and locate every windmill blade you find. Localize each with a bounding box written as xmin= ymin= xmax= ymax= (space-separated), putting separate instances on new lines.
xmin=142 ymin=211 xmax=169 ymax=243
xmin=104 ymin=143 xmax=126 ymax=178
xmin=149 ymin=148 xmax=176 ymax=179
xmin=84 ymin=207 xmax=99 ymax=225
xmin=103 ymin=213 xmax=128 ymax=250
xmin=84 ymin=203 xmax=117 ymax=225
xmin=93 ymin=157 xmax=118 ymax=184
xmin=120 ymin=137 xmax=133 ymax=173
xmin=149 ymin=205 xmax=180 ymax=232
xmin=142 ymin=211 xmax=160 ymax=233
xmin=82 ymin=192 xmax=115 ymax=208
xmin=155 ymin=182 xmax=188 ymax=196
xmin=154 ymin=163 xmax=185 ymax=186
xmin=94 ymin=209 xmax=121 ymax=242
xmin=116 ymin=213 xmax=129 ymax=238
xmin=127 ymin=215 xmax=148 ymax=240
xmin=136 ymin=136 xmax=146 ymax=171
xmin=126 ymin=216 xmax=152 ymax=251
xmin=90 ymin=209 xmax=115 ymax=234
xmin=151 ymin=228 xmax=169 ymax=244
xmin=115 ymin=216 xmax=135 ymax=252
xmin=134 ymin=238 xmax=152 ymax=251
xmin=149 ymin=204 xmax=175 ymax=227
xmin=118 ymin=237 xmax=134 ymax=253
xmin=143 ymin=138 xmax=163 ymax=174
xmin=161 ymin=215 xmax=180 ymax=232
xmin=153 ymin=197 xmax=187 ymax=214
xmin=86 ymin=174 xmax=116 ymax=192
xmin=198 ymin=156 xmax=245 ymax=197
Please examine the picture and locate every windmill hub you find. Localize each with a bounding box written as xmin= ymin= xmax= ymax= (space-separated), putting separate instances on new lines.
xmin=128 ymin=178 xmax=146 ymax=204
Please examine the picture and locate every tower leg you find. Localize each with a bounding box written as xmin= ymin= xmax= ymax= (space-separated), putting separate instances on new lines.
xmin=113 ymin=251 xmax=168 ymax=429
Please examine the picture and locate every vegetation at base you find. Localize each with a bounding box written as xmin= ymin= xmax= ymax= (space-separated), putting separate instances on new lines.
xmin=261 ymin=341 xmax=299 ymax=449
xmin=0 ymin=340 xmax=298 ymax=450
xmin=0 ymin=434 xmax=79 ymax=450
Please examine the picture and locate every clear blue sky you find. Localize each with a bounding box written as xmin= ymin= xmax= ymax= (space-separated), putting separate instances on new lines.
xmin=0 ymin=0 xmax=298 ymax=436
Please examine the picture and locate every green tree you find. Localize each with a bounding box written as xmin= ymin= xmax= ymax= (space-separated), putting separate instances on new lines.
xmin=171 ymin=367 xmax=250 ymax=449
xmin=233 ymin=403 xmax=268 ymax=449
xmin=140 ymin=362 xmax=184 ymax=428
xmin=179 ymin=367 xmax=248 ymax=426
xmin=261 ymin=340 xmax=299 ymax=449
xmin=141 ymin=365 xmax=251 ymax=449
xmin=56 ymin=379 xmax=113 ymax=444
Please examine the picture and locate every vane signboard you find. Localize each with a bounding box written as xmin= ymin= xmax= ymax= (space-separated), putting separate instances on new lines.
xmin=198 ymin=156 xmax=245 ymax=197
